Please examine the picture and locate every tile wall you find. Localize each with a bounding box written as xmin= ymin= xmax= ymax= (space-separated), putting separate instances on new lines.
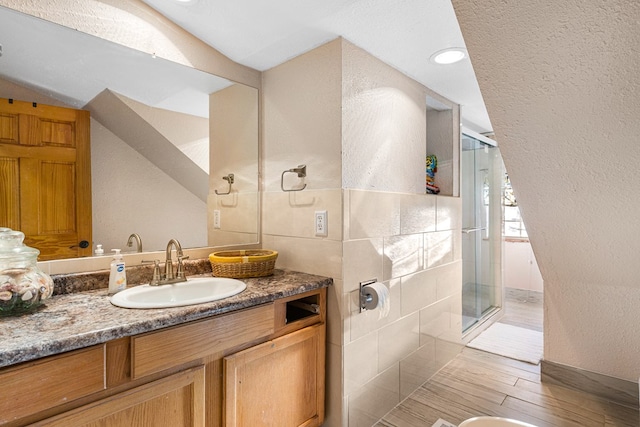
xmin=343 ymin=190 xmax=463 ymax=426
xmin=261 ymin=37 xmax=463 ymax=426
xmin=262 ymin=188 xmax=463 ymax=426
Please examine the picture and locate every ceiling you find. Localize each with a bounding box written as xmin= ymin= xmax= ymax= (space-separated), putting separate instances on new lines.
xmin=140 ymin=0 xmax=492 ymax=133
xmin=0 ymin=0 xmax=491 ymax=133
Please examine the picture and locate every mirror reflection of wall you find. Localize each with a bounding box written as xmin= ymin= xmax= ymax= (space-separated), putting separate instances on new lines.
xmin=0 ymin=6 xmax=259 ymax=259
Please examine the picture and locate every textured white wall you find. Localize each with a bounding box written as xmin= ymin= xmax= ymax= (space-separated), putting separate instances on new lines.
xmin=453 ymin=0 xmax=640 ymax=381
xmin=342 ymin=41 xmax=427 ymax=193
xmin=262 ymin=38 xmax=343 ymax=192
xmin=91 ymin=121 xmax=207 ymax=252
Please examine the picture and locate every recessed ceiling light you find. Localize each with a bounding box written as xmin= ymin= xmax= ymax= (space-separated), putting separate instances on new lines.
xmin=430 ymin=47 xmax=467 ymax=65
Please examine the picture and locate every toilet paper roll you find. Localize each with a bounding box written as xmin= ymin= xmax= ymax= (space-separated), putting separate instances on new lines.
xmin=362 ymin=282 xmax=390 ymax=319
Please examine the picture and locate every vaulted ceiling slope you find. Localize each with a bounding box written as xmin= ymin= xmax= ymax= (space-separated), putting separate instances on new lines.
xmin=140 ymin=0 xmax=492 ymax=133
xmin=453 ymin=0 xmax=640 ymax=382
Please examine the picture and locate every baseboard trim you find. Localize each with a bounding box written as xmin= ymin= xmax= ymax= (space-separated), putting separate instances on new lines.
xmin=541 ymin=360 xmax=639 ymax=409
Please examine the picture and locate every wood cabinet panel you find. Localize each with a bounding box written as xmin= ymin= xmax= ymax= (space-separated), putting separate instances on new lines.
xmin=0 ymin=346 xmax=105 ymax=424
xmin=106 ymin=338 xmax=131 ymax=388
xmin=132 ymin=304 xmax=275 ymax=379
xmin=37 ymin=366 xmax=205 ymax=427
xmin=0 ymin=288 xmax=327 ymax=426
xmin=224 ymin=324 xmax=325 ymax=427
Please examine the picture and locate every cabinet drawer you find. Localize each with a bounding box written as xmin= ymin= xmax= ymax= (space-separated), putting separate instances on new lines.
xmin=132 ymin=304 xmax=275 ymax=378
xmin=0 ymin=345 xmax=105 ymax=424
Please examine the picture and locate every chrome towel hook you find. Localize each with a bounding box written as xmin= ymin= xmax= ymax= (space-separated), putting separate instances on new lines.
xmin=215 ymin=173 xmax=235 ymax=195
xmin=281 ymin=165 xmax=307 ymax=192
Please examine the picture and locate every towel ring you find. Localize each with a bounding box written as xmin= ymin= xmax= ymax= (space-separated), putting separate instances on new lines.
xmin=281 ymin=165 xmax=307 ymax=192
xmin=215 ymin=173 xmax=235 ymax=195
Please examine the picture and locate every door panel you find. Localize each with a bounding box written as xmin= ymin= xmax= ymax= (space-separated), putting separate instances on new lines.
xmin=0 ymin=98 xmax=91 ymax=260
xmin=461 ymin=133 xmax=502 ymax=333
xmin=0 ymin=157 xmax=20 ymax=229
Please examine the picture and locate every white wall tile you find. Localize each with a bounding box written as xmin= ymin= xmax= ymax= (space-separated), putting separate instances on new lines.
xmin=347 ymin=190 xmax=400 ymax=239
xmin=343 ymin=238 xmax=384 ymax=293
xmin=326 ymin=279 xmax=344 ymax=346
xmin=348 ymin=364 xmax=400 ymax=427
xmin=325 ymin=342 xmax=345 ymax=427
xmin=262 ymin=189 xmax=342 ymax=240
xmin=400 ymin=193 xmax=436 ymax=234
xmin=344 ymin=332 xmax=379 ymax=395
xmin=425 ymin=230 xmax=454 ymax=268
xmin=261 ymin=234 xmax=342 ymax=279
xmin=436 ymin=195 xmax=462 ymax=231
xmin=400 ymin=340 xmax=437 ymax=399
xmin=378 ymin=312 xmax=420 ymax=372
xmin=419 ymin=299 xmax=450 ymax=344
xmin=383 ymin=234 xmax=424 ymax=280
xmin=435 ymin=261 xmax=463 ymax=300
xmin=400 ymin=269 xmax=437 ymax=317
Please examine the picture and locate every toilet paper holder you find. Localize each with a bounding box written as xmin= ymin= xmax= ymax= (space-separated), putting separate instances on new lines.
xmin=359 ymin=279 xmax=378 ymax=312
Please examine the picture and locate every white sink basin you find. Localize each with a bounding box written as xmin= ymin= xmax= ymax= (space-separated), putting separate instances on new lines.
xmin=110 ymin=277 xmax=246 ymax=309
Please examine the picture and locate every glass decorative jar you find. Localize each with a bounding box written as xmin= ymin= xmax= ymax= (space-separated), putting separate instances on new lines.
xmin=0 ymin=228 xmax=53 ymax=316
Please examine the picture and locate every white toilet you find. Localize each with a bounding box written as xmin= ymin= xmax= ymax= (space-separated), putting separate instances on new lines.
xmin=458 ymin=416 xmax=539 ymax=427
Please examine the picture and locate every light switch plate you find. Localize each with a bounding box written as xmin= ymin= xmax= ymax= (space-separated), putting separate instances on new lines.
xmin=213 ymin=210 xmax=221 ymax=229
xmin=315 ymin=210 xmax=327 ymax=237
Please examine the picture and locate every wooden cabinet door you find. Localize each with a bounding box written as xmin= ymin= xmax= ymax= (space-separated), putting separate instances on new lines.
xmin=36 ymin=366 xmax=205 ymax=427
xmin=224 ymin=324 xmax=325 ymax=427
xmin=0 ymin=97 xmax=91 ymax=260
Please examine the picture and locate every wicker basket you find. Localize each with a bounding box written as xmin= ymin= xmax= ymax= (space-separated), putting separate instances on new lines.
xmin=209 ymin=250 xmax=278 ymax=278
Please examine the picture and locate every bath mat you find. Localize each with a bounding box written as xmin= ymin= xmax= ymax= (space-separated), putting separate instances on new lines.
xmin=467 ymin=322 xmax=543 ymax=364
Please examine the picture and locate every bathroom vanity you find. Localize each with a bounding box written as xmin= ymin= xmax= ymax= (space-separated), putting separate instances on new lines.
xmin=0 ymin=269 xmax=330 ymax=427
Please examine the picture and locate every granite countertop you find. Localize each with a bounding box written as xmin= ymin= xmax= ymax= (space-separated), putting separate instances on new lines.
xmin=0 ymin=269 xmax=332 ymax=369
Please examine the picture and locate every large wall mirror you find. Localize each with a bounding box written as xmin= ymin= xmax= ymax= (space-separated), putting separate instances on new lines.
xmin=0 ymin=6 xmax=259 ymax=261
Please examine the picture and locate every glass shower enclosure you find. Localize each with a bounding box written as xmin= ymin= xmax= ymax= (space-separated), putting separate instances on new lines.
xmin=461 ymin=130 xmax=503 ymax=333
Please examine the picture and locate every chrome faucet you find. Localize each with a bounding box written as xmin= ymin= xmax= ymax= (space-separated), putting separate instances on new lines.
xmin=142 ymin=238 xmax=189 ymax=285
xmin=164 ymin=239 xmax=189 ymax=283
xmin=127 ymin=233 xmax=142 ymax=253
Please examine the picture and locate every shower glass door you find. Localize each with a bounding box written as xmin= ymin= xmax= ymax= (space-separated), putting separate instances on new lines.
xmin=461 ymin=131 xmax=503 ymax=333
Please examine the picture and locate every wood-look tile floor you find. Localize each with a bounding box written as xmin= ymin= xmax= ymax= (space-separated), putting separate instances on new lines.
xmin=376 ymin=289 xmax=639 ymax=427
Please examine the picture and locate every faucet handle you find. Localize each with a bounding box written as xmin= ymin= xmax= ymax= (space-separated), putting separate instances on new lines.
xmin=142 ymin=259 xmax=162 ymax=285
xmin=176 ymin=255 xmax=190 ymax=279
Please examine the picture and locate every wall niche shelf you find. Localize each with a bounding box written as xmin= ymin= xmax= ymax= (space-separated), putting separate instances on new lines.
xmin=426 ymin=91 xmax=460 ymax=197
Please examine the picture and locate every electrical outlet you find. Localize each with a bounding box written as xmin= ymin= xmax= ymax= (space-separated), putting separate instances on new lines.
xmin=213 ymin=210 xmax=221 ymax=229
xmin=315 ymin=210 xmax=328 ymax=237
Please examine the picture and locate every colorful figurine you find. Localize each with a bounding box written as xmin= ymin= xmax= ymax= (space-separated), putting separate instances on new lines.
xmin=426 ymin=154 xmax=440 ymax=194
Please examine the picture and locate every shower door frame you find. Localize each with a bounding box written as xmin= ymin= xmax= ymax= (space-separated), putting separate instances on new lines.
xmin=460 ymin=128 xmax=503 ymax=336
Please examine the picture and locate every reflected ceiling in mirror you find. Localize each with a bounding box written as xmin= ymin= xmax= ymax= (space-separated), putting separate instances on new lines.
xmin=0 ymin=6 xmax=259 ymax=259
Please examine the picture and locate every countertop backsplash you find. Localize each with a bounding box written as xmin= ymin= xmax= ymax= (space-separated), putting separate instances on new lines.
xmin=52 ymin=258 xmax=213 ymax=295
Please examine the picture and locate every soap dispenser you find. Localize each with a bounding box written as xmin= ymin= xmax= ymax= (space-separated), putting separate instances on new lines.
xmin=108 ymin=249 xmax=127 ymax=295
xmin=95 ymin=244 xmax=104 ymax=256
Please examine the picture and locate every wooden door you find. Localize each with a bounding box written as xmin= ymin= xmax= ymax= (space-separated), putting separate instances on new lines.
xmin=224 ymin=324 xmax=325 ymax=427
xmin=37 ymin=366 xmax=206 ymax=427
xmin=0 ymin=97 xmax=91 ymax=260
